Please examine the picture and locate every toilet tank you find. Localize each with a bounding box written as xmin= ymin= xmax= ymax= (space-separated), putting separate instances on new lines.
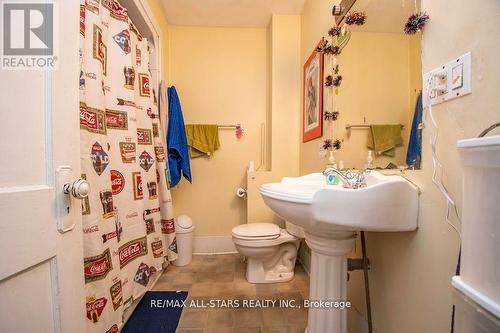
xmin=453 ymin=135 xmax=500 ymax=318
xmin=246 ymin=171 xmax=280 ymax=223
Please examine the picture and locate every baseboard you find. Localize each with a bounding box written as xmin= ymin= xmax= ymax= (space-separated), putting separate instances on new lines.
xmin=193 ymin=235 xmax=237 ymax=255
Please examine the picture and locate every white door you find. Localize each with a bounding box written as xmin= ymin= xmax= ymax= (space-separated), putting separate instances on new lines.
xmin=0 ymin=1 xmax=85 ymax=332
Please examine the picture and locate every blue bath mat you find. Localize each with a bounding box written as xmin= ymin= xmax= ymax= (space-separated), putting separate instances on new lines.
xmin=122 ymin=291 xmax=188 ymax=333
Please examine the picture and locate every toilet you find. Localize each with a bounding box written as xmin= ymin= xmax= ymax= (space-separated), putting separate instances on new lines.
xmin=231 ymin=222 xmax=301 ymax=284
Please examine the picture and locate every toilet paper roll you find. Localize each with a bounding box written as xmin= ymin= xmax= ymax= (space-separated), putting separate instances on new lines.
xmin=236 ymin=188 xmax=247 ymax=198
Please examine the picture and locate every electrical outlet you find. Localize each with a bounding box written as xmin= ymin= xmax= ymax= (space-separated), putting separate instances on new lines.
xmin=423 ymin=52 xmax=471 ymax=107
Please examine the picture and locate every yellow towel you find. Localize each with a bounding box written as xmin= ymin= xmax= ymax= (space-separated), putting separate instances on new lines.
xmin=367 ymin=125 xmax=403 ymax=157
xmin=185 ymin=124 xmax=220 ymax=158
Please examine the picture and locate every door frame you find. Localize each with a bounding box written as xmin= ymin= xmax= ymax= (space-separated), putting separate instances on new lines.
xmin=122 ymin=0 xmax=164 ymax=88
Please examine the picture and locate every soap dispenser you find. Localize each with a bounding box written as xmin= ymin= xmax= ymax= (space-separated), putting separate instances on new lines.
xmin=326 ymin=151 xmax=340 ymax=185
xmin=366 ymin=150 xmax=374 ymax=169
xmin=327 ymin=150 xmax=337 ymax=169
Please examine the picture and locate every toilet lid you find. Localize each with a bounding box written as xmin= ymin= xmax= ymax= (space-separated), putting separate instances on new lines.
xmin=232 ymin=223 xmax=280 ymax=240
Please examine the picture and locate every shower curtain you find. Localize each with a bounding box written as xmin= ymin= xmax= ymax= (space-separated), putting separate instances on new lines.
xmin=79 ymin=1 xmax=177 ymax=331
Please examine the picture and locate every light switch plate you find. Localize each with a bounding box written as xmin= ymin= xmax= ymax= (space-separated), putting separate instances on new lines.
xmin=423 ymin=52 xmax=471 ymax=107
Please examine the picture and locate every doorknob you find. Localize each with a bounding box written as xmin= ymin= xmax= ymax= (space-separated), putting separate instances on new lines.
xmin=63 ymin=179 xmax=90 ymax=199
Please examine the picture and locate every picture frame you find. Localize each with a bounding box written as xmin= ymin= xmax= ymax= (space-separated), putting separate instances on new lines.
xmin=303 ymin=40 xmax=324 ymax=142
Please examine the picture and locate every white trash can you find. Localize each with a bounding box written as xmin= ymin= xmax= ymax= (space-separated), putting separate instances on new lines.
xmin=173 ymin=215 xmax=195 ymax=266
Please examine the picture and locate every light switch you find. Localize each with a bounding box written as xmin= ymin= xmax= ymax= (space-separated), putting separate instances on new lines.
xmin=423 ymin=52 xmax=471 ymax=106
xmin=451 ymin=63 xmax=464 ymax=90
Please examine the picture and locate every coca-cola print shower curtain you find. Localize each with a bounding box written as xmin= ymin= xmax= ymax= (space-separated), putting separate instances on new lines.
xmin=79 ymin=1 xmax=177 ymax=331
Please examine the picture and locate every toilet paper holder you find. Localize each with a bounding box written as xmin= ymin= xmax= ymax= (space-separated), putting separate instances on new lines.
xmin=236 ymin=187 xmax=247 ymax=198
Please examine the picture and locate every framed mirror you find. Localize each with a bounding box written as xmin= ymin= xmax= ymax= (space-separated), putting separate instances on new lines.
xmin=331 ymin=0 xmax=423 ymax=170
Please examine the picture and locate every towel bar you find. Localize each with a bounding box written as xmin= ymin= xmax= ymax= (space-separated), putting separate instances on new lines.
xmin=345 ymin=124 xmax=405 ymax=130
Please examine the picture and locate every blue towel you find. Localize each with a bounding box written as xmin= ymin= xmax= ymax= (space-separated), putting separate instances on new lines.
xmin=406 ymin=93 xmax=423 ymax=169
xmin=167 ymin=86 xmax=192 ymax=186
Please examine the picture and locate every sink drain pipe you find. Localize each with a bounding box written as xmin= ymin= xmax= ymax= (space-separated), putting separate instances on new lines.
xmin=347 ymin=231 xmax=373 ymax=333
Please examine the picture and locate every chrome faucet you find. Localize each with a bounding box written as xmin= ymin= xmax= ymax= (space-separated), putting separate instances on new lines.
xmin=323 ymin=167 xmax=368 ymax=189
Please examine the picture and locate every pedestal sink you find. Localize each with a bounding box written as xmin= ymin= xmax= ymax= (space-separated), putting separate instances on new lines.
xmin=259 ymin=171 xmax=419 ymax=333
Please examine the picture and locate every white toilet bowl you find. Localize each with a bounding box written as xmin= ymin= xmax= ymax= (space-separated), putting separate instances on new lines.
xmin=231 ymin=223 xmax=300 ymax=283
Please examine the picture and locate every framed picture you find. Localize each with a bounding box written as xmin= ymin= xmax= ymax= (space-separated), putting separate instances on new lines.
xmin=303 ymin=41 xmax=324 ymax=142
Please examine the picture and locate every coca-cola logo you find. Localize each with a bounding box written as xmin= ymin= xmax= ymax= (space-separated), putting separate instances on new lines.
xmin=84 ymin=249 xmax=112 ymax=283
xmin=126 ymin=212 xmax=138 ymax=219
xmin=138 ymin=74 xmax=150 ymax=97
xmin=132 ymin=172 xmax=143 ymax=200
xmin=137 ymin=128 xmax=152 ymax=145
xmin=83 ymin=225 xmax=99 ymax=234
xmin=81 ymin=109 xmax=96 ymax=125
xmin=139 ymin=151 xmax=154 ymax=172
xmin=86 ymin=296 xmax=107 ymax=321
xmin=105 ymin=110 xmax=128 ymax=130
xmin=118 ymin=237 xmax=147 ymax=268
xmin=109 ymin=281 xmax=122 ymax=311
xmin=89 ymin=260 xmax=107 ymax=274
xmin=102 ymin=0 xmax=128 ymax=22
xmin=102 ymin=231 xmax=117 ymax=243
xmin=154 ymin=146 xmax=165 ymax=162
xmin=161 ymin=219 xmax=175 ymax=234
xmin=134 ymin=262 xmax=150 ymax=287
xmin=151 ymin=240 xmax=163 ymax=258
xmin=91 ymin=142 xmax=109 ymax=176
xmin=80 ymin=103 xmax=106 ymax=135
xmin=110 ymin=170 xmax=124 ymax=195
xmin=113 ymin=30 xmax=131 ymax=54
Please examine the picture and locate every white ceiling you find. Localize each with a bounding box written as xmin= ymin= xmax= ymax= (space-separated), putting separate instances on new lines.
xmin=161 ymin=0 xmax=306 ymax=28
xmin=350 ymin=0 xmax=419 ymax=33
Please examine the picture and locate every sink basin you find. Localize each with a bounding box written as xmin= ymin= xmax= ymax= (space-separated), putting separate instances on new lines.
xmin=260 ymin=171 xmax=419 ymax=233
xmin=259 ymin=170 xmax=420 ymax=333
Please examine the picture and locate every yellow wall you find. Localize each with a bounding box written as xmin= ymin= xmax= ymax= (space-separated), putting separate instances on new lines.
xmin=168 ymin=26 xmax=268 ymax=236
xmin=300 ymin=0 xmax=500 ymax=332
xmin=269 ymin=15 xmax=302 ymax=176
xmin=246 ymin=15 xmax=302 ymax=225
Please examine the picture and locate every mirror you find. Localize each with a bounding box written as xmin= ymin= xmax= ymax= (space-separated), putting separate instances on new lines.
xmin=329 ymin=0 xmax=422 ymax=170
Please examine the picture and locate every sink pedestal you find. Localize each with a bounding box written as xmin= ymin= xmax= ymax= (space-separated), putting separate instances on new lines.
xmin=305 ymin=230 xmax=356 ymax=333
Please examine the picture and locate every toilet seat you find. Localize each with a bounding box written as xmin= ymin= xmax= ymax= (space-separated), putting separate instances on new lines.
xmin=232 ymin=223 xmax=280 ymax=240
xmin=232 ymin=223 xmax=297 ymax=247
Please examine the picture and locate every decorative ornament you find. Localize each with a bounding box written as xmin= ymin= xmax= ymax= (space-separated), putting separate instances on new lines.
xmin=323 ymin=45 xmax=341 ymax=56
xmin=322 ymin=139 xmax=333 ymax=151
xmin=235 ymin=124 xmax=244 ymax=139
xmin=325 ymin=75 xmax=333 ymax=87
xmin=332 ymin=139 xmax=342 ymax=150
xmin=404 ymin=12 xmax=429 ymax=34
xmin=328 ymin=26 xmax=342 ymax=37
xmin=320 ymin=138 xmax=342 ymax=153
xmin=333 ymin=64 xmax=340 ymax=75
xmin=332 ymin=75 xmax=343 ymax=87
xmin=345 ymin=11 xmax=367 ymax=26
xmin=324 ymin=111 xmax=339 ymax=121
